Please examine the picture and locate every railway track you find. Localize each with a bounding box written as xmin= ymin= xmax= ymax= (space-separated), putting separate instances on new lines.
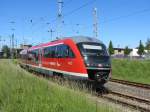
xmin=110 ymin=78 xmax=150 ymax=89
xmin=100 ymin=91 xmax=150 ymax=112
xmin=106 ymin=78 xmax=150 ymax=111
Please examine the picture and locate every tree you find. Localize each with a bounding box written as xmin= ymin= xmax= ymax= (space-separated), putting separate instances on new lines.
xmin=124 ymin=46 xmax=131 ymax=56
xmin=108 ymin=40 xmax=114 ymax=55
xmin=2 ymin=45 xmax=10 ymax=58
xmin=145 ymin=38 xmax=150 ymax=51
xmin=137 ymin=40 xmax=145 ymax=57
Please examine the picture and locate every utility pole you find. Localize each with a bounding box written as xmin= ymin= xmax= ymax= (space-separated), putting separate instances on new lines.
xmin=0 ymin=36 xmax=5 ymax=51
xmin=57 ymin=0 xmax=63 ymax=39
xmin=93 ymin=7 xmax=98 ymax=39
xmin=15 ymin=38 xmax=18 ymax=58
xmin=47 ymin=22 xmax=55 ymax=41
xmin=15 ymin=39 xmax=17 ymax=48
xmin=48 ymin=29 xmax=55 ymax=41
xmin=10 ymin=35 xmax=11 ymax=53
xmin=0 ymin=36 xmax=2 ymax=51
xmin=10 ymin=21 xmax=15 ymax=59
xmin=11 ymin=33 xmax=15 ymax=59
xmin=76 ymin=24 xmax=80 ymax=34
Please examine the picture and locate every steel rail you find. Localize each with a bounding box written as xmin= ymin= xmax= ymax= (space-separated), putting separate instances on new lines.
xmin=100 ymin=91 xmax=150 ymax=112
xmin=110 ymin=78 xmax=150 ymax=89
xmin=109 ymin=91 xmax=150 ymax=104
xmin=102 ymin=96 xmax=150 ymax=112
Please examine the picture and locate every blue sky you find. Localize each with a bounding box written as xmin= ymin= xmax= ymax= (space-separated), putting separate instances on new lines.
xmin=0 ymin=0 xmax=150 ymax=48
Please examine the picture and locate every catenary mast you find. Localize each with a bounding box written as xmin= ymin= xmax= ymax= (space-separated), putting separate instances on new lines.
xmin=57 ymin=0 xmax=63 ymax=39
xmin=93 ymin=7 xmax=98 ymax=39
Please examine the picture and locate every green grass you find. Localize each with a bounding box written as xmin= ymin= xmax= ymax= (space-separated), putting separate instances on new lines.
xmin=112 ymin=59 xmax=150 ymax=84
xmin=0 ymin=60 xmax=117 ymax=112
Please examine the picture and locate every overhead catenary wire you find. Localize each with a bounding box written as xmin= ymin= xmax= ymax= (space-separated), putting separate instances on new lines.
xmin=63 ymin=0 xmax=97 ymax=17
xmin=64 ymin=0 xmax=73 ymax=7
xmin=61 ymin=7 xmax=150 ymax=35
xmin=46 ymin=4 xmax=150 ymax=33
xmin=102 ymin=8 xmax=150 ymax=23
xmin=10 ymin=1 xmax=150 ymax=45
xmin=40 ymin=0 xmax=97 ymax=39
xmin=50 ymin=0 xmax=97 ymax=24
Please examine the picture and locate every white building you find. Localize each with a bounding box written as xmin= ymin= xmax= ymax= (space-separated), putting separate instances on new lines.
xmin=129 ymin=48 xmax=148 ymax=57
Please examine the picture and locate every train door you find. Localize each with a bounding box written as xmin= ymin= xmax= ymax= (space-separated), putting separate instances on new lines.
xmin=39 ymin=48 xmax=42 ymax=67
xmin=56 ymin=44 xmax=75 ymax=72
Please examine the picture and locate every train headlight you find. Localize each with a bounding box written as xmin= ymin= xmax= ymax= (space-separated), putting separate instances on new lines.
xmin=84 ymin=56 xmax=88 ymax=60
xmin=98 ymin=64 xmax=102 ymax=67
xmin=86 ymin=63 xmax=90 ymax=66
xmin=85 ymin=63 xmax=104 ymax=67
xmin=85 ymin=62 xmax=92 ymax=67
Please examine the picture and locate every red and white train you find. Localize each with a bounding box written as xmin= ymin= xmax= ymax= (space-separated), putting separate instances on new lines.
xmin=20 ymin=36 xmax=111 ymax=86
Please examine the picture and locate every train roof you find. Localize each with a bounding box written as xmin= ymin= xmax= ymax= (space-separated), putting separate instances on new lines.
xmin=62 ymin=36 xmax=103 ymax=44
xmin=27 ymin=36 xmax=104 ymax=51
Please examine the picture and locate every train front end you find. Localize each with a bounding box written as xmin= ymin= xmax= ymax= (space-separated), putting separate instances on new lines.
xmin=77 ymin=42 xmax=111 ymax=85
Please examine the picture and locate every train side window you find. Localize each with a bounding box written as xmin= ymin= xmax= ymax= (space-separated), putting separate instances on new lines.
xmin=56 ymin=45 xmax=65 ymax=58
xmin=43 ymin=48 xmax=47 ymax=57
xmin=51 ymin=46 xmax=56 ymax=58
xmin=68 ymin=47 xmax=75 ymax=58
xmin=43 ymin=45 xmax=75 ymax=58
xmin=56 ymin=44 xmax=75 ymax=58
xmin=43 ymin=46 xmax=56 ymax=58
xmin=32 ymin=49 xmax=39 ymax=62
xmin=55 ymin=45 xmax=61 ymax=58
xmin=44 ymin=47 xmax=50 ymax=57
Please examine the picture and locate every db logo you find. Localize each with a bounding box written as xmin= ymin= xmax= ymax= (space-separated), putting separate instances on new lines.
xmin=68 ymin=61 xmax=73 ymax=65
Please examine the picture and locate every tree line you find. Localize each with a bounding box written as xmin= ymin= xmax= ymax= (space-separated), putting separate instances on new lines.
xmin=1 ymin=38 xmax=150 ymax=58
xmin=108 ymin=38 xmax=150 ymax=56
xmin=0 ymin=45 xmax=19 ymax=58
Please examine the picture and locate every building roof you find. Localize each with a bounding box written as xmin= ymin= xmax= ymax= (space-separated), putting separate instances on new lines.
xmin=20 ymin=44 xmax=32 ymax=49
xmin=114 ymin=47 xmax=132 ymax=51
xmin=0 ymin=49 xmax=3 ymax=52
xmin=20 ymin=49 xmax=28 ymax=55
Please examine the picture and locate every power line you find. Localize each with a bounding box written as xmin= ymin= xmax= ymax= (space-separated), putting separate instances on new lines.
xmin=64 ymin=0 xmax=97 ymax=17
xmin=41 ymin=0 xmax=97 ymax=38
xmin=48 ymin=29 xmax=55 ymax=41
xmin=102 ymin=8 xmax=150 ymax=23
xmin=64 ymin=0 xmax=73 ymax=7
xmin=50 ymin=0 xmax=97 ymax=23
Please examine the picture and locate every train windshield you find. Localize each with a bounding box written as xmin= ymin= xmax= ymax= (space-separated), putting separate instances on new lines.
xmin=77 ymin=42 xmax=109 ymax=56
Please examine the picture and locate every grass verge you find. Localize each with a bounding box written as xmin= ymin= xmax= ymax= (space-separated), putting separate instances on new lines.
xmin=112 ymin=59 xmax=150 ymax=84
xmin=0 ymin=60 xmax=117 ymax=112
